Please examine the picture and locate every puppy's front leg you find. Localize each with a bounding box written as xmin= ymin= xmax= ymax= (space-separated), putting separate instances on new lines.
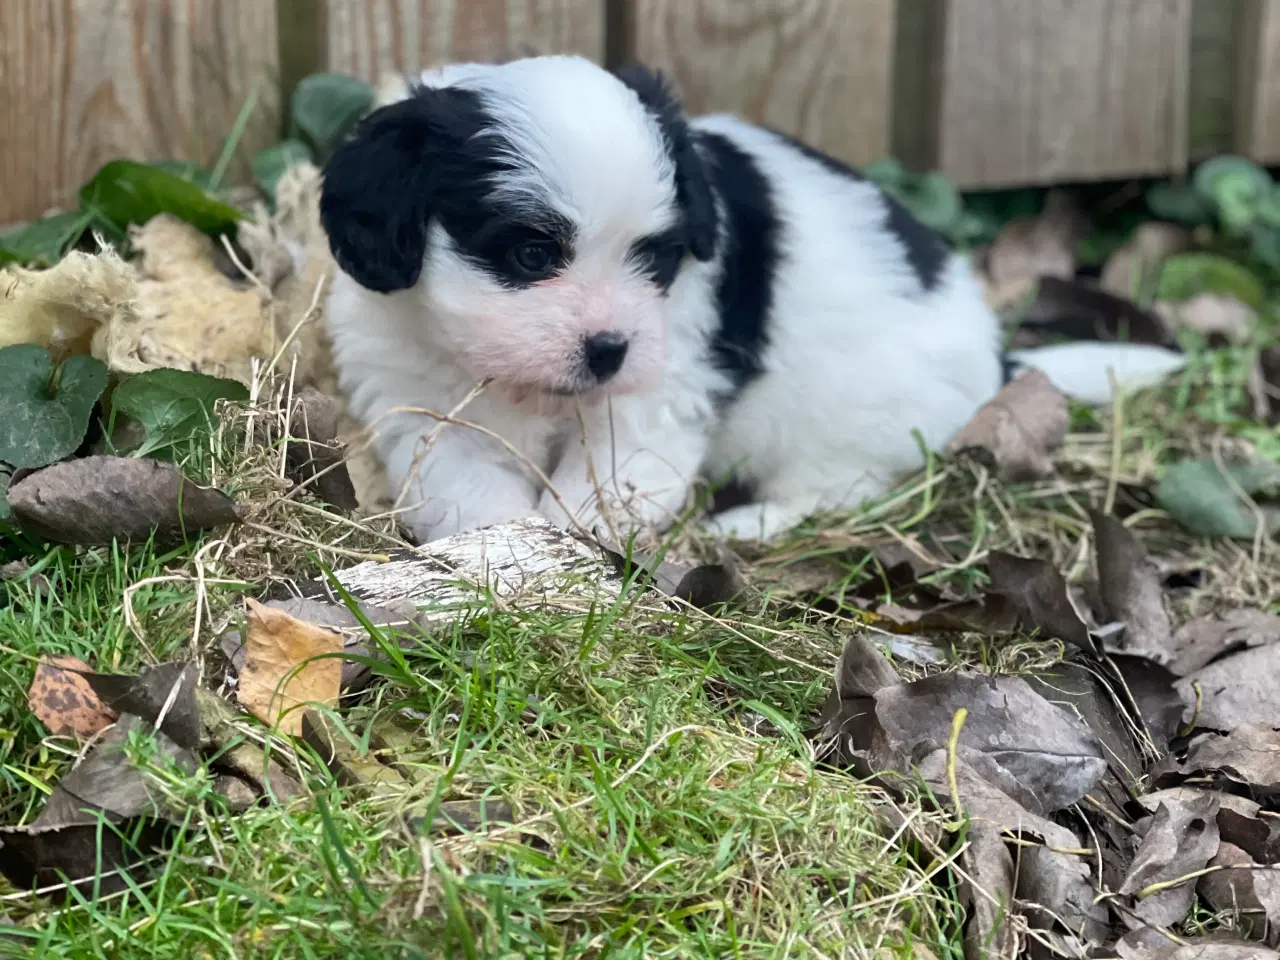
xmin=381 ymin=425 xmax=541 ymax=544
xmin=539 ymin=396 xmax=708 ymax=537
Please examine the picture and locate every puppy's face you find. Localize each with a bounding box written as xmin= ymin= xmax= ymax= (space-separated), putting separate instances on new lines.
xmin=320 ymin=56 xmax=717 ymax=401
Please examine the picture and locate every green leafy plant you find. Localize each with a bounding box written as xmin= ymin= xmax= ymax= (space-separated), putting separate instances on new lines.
xmin=863 ymin=158 xmax=989 ymax=246
xmin=290 ymin=73 xmax=376 ymax=163
xmin=246 ymin=72 xmax=376 ymax=206
xmin=0 ymin=344 xmax=108 ymax=470
xmin=1156 ymin=457 xmax=1280 ymax=538
xmin=0 ymin=211 xmax=96 ymax=268
xmin=1154 ymin=252 xmax=1267 ymax=311
xmin=109 ymin=368 xmax=249 ymax=457
xmin=0 ymin=160 xmax=245 ymax=268
xmin=252 ymin=139 xmax=315 ymax=201
xmin=149 ymin=160 xmax=219 ymax=191
xmin=81 ymin=160 xmax=245 ymax=237
xmin=1146 ymin=154 xmax=1280 ymax=269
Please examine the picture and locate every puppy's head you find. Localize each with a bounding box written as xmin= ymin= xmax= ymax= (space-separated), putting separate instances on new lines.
xmin=320 ymin=55 xmax=717 ymax=399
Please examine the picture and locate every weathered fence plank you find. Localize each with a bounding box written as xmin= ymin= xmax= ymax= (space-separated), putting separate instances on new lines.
xmin=1187 ymin=0 xmax=1242 ymax=162
xmin=321 ymin=0 xmax=606 ymax=83
xmin=0 ymin=0 xmax=280 ymax=224
xmin=935 ymin=0 xmax=1193 ymax=188
xmin=628 ymin=0 xmax=896 ymax=168
xmin=1236 ymin=0 xmax=1280 ymax=162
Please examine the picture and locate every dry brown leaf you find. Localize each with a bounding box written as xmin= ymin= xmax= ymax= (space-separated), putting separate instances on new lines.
xmin=987 ymin=550 xmax=1098 ymax=655
xmin=1015 ymin=840 xmax=1110 ymax=951
xmin=1109 ymin=653 xmax=1187 ymax=749
xmin=220 ymin=595 xmax=419 ymax=695
xmin=235 ymin=598 xmax=344 ymax=736
xmin=1101 ymin=223 xmax=1192 ymax=300
xmin=27 ymin=656 xmax=117 ymax=739
xmin=1177 ymin=644 xmax=1280 ymax=732
xmin=7 ymin=455 xmax=240 ymax=546
xmin=961 ymin=823 xmax=1019 ymax=960
xmin=1117 ymin=930 xmax=1276 ymax=959
xmin=1160 ymin=724 xmax=1280 ymax=797
xmin=284 ymin=387 xmax=359 ymax=512
xmin=1167 ymin=610 xmax=1280 ymax=677
xmin=1197 ymin=841 xmax=1280 ymax=941
xmin=1120 ymin=790 xmax=1221 ymax=930
xmin=1153 ymin=293 xmax=1257 ymax=346
xmin=944 ymin=367 xmax=1068 ymax=481
xmin=0 ymin=714 xmax=195 ymax=903
xmin=986 ymin=190 xmax=1084 ymax=287
xmin=1091 ymin=510 xmax=1175 ymax=665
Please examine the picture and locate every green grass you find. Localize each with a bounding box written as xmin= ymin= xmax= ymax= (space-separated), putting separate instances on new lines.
xmin=0 ymin=535 xmax=965 ymax=958
xmin=3 ymin=315 xmax=1280 ymax=958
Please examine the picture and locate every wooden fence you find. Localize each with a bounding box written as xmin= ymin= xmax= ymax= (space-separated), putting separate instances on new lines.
xmin=3 ymin=1 xmax=1280 ymax=225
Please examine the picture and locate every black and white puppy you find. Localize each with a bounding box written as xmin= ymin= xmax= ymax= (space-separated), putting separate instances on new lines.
xmin=319 ymin=55 xmax=1184 ymax=544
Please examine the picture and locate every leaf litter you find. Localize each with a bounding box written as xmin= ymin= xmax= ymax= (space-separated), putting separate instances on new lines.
xmin=8 ymin=136 xmax=1280 ymax=956
xmin=799 ymin=483 xmax=1280 ymax=954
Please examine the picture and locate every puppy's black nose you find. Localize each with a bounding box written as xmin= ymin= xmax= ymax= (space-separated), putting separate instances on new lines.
xmin=583 ymin=333 xmax=629 ymax=381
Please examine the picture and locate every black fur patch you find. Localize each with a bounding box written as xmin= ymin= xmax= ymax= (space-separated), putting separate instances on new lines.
xmin=627 ymin=227 xmax=687 ymax=292
xmin=615 ymin=65 xmax=718 ymax=264
xmin=761 ymin=126 xmax=950 ymax=294
xmin=695 ymin=132 xmax=779 ymax=394
xmin=1000 ymin=351 xmax=1021 ymax=384
xmin=320 ymin=85 xmax=576 ymax=293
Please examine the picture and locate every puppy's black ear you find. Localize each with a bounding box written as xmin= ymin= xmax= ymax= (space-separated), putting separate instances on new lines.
xmin=320 ymin=93 xmax=457 ymax=293
xmin=616 ymin=64 xmax=718 ymax=262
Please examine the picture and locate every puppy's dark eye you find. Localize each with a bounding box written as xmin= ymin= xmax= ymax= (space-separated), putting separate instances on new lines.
xmin=509 ymin=239 xmax=561 ymax=279
xmin=629 ymin=234 xmax=687 ymax=291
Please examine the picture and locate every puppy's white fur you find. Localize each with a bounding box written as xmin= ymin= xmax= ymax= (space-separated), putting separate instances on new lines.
xmin=324 ymin=56 xmax=1184 ymax=544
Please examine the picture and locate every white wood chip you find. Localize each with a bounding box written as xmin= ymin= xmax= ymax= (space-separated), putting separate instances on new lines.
xmin=329 ymin=517 xmax=621 ymax=622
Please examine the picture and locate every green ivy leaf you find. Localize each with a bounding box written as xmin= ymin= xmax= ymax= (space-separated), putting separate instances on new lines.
xmin=1145 ymin=182 xmax=1215 ymax=227
xmin=950 ymin=209 xmax=1000 ymax=247
xmin=862 ymin=157 xmax=905 ymax=186
xmin=1155 ymin=252 xmax=1266 ymax=311
xmin=0 ymin=345 xmax=108 ymax=469
xmin=1256 ymin=186 xmax=1280 ymax=230
xmin=149 ymin=160 xmax=217 ymax=191
xmin=110 ymin=368 xmax=249 ymax=457
xmin=1156 ymin=458 xmax=1280 ymax=538
xmin=292 ymin=73 xmax=375 ymax=161
xmin=1193 ymin=155 xmax=1273 ymax=236
xmin=80 ymin=160 xmax=244 ymax=235
xmin=252 ymin=139 xmax=315 ymax=201
xmin=1251 ymin=224 xmax=1280 ymax=270
xmin=898 ymin=172 xmax=962 ymax=232
xmin=0 ymin=210 xmax=95 ymax=268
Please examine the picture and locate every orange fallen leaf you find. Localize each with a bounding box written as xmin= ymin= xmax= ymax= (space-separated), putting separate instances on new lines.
xmin=28 ymin=655 xmax=117 ymax=739
xmin=235 ymin=597 xmax=343 ymax=736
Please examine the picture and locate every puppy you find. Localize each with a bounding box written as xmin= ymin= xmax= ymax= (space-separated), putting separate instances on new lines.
xmin=319 ymin=55 xmax=1185 ymax=544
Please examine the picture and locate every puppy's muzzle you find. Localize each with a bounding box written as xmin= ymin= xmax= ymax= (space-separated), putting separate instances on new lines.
xmin=582 ymin=332 xmax=629 ymax=383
